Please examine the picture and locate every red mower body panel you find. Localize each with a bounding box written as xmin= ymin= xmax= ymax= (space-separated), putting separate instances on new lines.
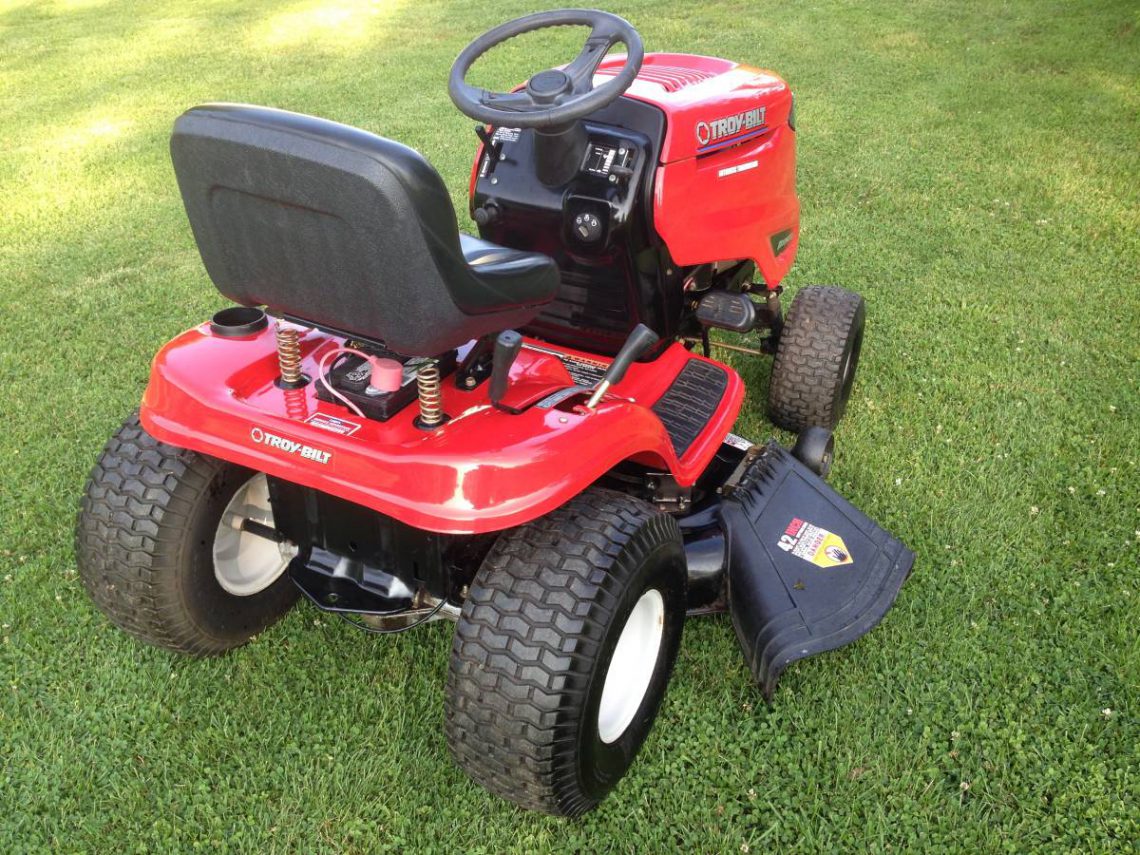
xmin=140 ymin=323 xmax=743 ymax=535
xmin=602 ymin=53 xmax=799 ymax=287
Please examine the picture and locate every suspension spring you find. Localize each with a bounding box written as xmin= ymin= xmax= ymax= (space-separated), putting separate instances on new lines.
xmin=283 ymin=385 xmax=309 ymax=420
xmin=276 ymin=322 xmax=304 ymax=387
xmin=416 ymin=360 xmax=444 ymax=428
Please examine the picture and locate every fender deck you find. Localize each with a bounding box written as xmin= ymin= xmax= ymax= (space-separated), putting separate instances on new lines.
xmin=140 ymin=322 xmax=743 ymax=534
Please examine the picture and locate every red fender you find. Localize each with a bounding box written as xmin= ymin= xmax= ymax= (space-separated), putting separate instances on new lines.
xmin=141 ymin=323 xmax=743 ymax=534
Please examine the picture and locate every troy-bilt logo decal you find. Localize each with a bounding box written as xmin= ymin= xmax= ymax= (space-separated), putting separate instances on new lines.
xmin=777 ymin=517 xmax=853 ymax=568
xmin=695 ymin=106 xmax=767 ymax=148
xmin=249 ymin=427 xmax=331 ymax=464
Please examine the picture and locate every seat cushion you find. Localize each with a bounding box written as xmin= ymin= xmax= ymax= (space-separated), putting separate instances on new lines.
xmin=458 ymin=234 xmax=559 ymax=311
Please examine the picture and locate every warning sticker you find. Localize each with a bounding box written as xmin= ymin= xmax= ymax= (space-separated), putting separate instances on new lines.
xmin=522 ymin=343 xmax=608 ymax=387
xmin=777 ymin=517 xmax=853 ymax=568
xmin=492 ymin=127 xmax=521 ymax=144
xmin=304 ymin=413 xmax=362 ymax=437
xmin=723 ymin=432 xmax=754 ymax=452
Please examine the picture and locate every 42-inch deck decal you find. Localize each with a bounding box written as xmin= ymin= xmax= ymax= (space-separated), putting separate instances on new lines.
xmin=778 ymin=517 xmax=853 ymax=568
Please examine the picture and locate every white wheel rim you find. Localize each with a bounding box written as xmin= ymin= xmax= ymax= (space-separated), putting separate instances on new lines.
xmin=597 ymin=588 xmax=665 ymax=745
xmin=213 ymin=474 xmax=292 ymax=596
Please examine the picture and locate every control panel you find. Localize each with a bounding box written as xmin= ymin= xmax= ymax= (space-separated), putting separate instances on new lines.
xmin=565 ymin=133 xmax=643 ymax=249
xmin=468 ymin=95 xmax=678 ymax=356
xmin=474 ymin=122 xmax=648 ymax=255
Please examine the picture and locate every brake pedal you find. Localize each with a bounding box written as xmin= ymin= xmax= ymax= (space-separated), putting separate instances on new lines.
xmin=696 ymin=291 xmax=757 ymax=333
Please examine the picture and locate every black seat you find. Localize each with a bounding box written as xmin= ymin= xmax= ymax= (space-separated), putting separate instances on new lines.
xmin=170 ymin=104 xmax=559 ymax=356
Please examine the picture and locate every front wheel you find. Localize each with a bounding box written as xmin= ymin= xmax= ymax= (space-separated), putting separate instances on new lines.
xmin=768 ymin=285 xmax=865 ymax=432
xmin=445 ymin=488 xmax=686 ymax=816
xmin=75 ymin=412 xmax=299 ymax=655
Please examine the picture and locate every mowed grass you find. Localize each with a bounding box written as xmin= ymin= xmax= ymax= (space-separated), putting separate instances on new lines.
xmin=1 ymin=0 xmax=1138 ymax=850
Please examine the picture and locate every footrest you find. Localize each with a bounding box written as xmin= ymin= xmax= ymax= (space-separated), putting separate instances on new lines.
xmin=722 ymin=443 xmax=915 ymax=699
xmin=652 ymin=360 xmax=728 ymax=458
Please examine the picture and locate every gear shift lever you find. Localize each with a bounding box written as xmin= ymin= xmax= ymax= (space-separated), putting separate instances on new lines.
xmin=586 ymin=324 xmax=659 ymax=409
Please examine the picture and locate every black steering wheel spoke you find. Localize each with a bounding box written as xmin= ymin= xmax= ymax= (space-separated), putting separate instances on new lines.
xmin=480 ymin=90 xmax=534 ymax=112
xmin=563 ymin=29 xmax=623 ymax=94
xmin=449 ymin=10 xmax=644 ymax=129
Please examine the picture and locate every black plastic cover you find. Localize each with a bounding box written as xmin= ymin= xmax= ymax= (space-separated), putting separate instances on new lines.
xmin=722 ymin=443 xmax=915 ymax=699
xmin=473 ymin=98 xmax=679 ymax=357
xmin=170 ymin=104 xmax=559 ymax=356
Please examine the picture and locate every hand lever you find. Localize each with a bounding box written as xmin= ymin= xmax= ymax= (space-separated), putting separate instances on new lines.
xmin=474 ymin=125 xmax=503 ymax=172
xmin=489 ymin=330 xmax=523 ymax=409
xmin=586 ymin=324 xmax=659 ymax=409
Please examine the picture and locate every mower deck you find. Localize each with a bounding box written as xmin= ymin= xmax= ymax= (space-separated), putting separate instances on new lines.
xmin=140 ymin=321 xmax=743 ymax=534
xmin=720 ymin=443 xmax=915 ymax=698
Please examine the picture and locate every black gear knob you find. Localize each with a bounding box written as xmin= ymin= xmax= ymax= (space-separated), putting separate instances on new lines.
xmin=489 ymin=329 xmax=523 ymax=408
xmin=473 ymin=203 xmax=500 ymax=226
xmin=586 ymin=323 xmax=659 ymax=408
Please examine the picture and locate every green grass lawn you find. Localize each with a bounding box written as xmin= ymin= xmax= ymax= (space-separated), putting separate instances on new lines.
xmin=2 ymin=0 xmax=1138 ymax=850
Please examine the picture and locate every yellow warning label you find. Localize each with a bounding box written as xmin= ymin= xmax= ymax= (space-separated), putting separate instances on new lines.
xmin=777 ymin=518 xmax=854 ymax=568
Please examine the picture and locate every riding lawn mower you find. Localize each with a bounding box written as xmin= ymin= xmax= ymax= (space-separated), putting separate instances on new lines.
xmin=76 ymin=10 xmax=914 ymax=816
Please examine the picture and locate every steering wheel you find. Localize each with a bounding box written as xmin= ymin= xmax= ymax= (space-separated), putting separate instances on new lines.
xmin=449 ymin=9 xmax=644 ymax=130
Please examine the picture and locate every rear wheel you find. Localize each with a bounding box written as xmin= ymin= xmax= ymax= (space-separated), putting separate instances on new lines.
xmin=768 ymin=285 xmax=865 ymax=431
xmin=75 ymin=412 xmax=299 ymax=655
xmin=445 ymin=488 xmax=686 ymax=816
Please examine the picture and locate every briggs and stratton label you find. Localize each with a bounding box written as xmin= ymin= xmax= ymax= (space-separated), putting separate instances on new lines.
xmin=249 ymin=427 xmax=331 ymax=464
xmin=717 ymin=159 xmax=758 ymax=179
xmin=696 ymin=106 xmax=767 ymax=149
xmin=778 ymin=517 xmax=853 ymax=568
xmin=303 ymin=413 xmax=361 ymax=437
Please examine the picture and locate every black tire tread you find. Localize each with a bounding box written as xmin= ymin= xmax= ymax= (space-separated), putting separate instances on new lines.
xmin=75 ymin=412 xmax=288 ymax=655
xmin=768 ymin=285 xmax=865 ymax=431
xmin=445 ymin=488 xmax=681 ymax=817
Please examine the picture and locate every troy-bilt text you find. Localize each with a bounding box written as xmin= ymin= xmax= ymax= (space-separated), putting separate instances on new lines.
xmin=249 ymin=427 xmax=331 ymax=464
xmin=695 ymin=107 xmax=766 ymax=147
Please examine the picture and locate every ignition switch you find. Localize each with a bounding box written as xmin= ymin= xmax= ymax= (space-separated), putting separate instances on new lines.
xmin=572 ymin=211 xmax=604 ymax=243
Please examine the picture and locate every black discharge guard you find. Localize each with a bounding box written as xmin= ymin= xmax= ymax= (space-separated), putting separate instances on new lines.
xmin=722 ymin=443 xmax=915 ymax=699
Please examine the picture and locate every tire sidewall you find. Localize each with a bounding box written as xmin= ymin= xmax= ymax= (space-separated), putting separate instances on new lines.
xmin=174 ymin=464 xmax=297 ymax=644
xmin=833 ymin=302 xmax=865 ymax=421
xmin=576 ymin=530 xmax=686 ymax=803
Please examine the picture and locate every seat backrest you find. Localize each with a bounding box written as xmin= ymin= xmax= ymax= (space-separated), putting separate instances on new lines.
xmin=170 ymin=104 xmax=549 ymax=355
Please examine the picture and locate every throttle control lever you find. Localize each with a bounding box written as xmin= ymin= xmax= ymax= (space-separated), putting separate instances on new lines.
xmin=586 ymin=324 xmax=659 ymax=409
xmin=474 ymin=125 xmax=503 ymax=173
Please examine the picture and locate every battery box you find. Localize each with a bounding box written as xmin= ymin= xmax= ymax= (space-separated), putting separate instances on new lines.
xmin=314 ymin=347 xmax=457 ymax=421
